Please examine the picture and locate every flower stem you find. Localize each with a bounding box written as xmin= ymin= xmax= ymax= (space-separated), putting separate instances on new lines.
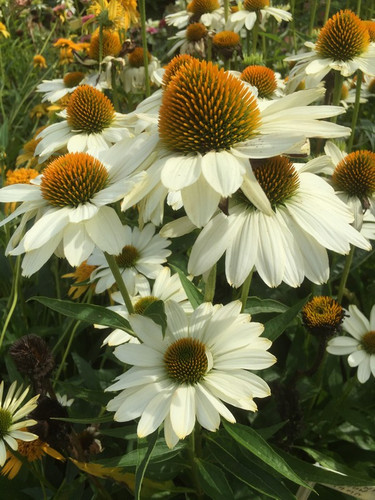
xmin=104 ymin=252 xmax=134 ymax=313
xmin=224 ymin=0 xmax=230 ymax=22
xmin=337 ymin=245 xmax=355 ymax=304
xmin=240 ymin=269 xmax=253 ymax=312
xmin=252 ymin=21 xmax=259 ymax=55
xmin=308 ymin=0 xmax=318 ymax=36
xmin=139 ymin=0 xmax=150 ymax=97
xmin=356 ymin=0 xmax=362 ymax=16
xmin=204 ymin=264 xmax=216 ymax=303
xmin=99 ymin=24 xmax=103 ymax=71
xmin=323 ymin=0 xmax=331 ymax=23
xmin=54 ymin=320 xmax=81 ymax=384
xmin=347 ymin=69 xmax=362 ymax=152
xmin=0 ymin=255 xmax=21 ymax=351
xmin=188 ymin=430 xmax=203 ymax=499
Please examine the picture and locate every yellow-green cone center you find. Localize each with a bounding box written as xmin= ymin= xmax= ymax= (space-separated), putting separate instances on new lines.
xmin=164 ymin=337 xmax=208 ymax=384
xmin=134 ymin=296 xmax=158 ymax=315
xmin=302 ymin=296 xmax=344 ymax=332
xmin=159 ymin=59 xmax=261 ymax=154
xmin=316 ymin=9 xmax=370 ymax=61
xmin=250 ymin=156 xmax=300 ymax=207
xmin=67 ymin=85 xmax=115 ymax=134
xmin=361 ymin=331 xmax=375 ymax=355
xmin=0 ymin=408 xmax=13 ymax=439
xmin=332 ymin=150 xmax=375 ymax=198
xmin=115 ymin=245 xmax=140 ymax=269
xmin=41 ymin=152 xmax=109 ymax=207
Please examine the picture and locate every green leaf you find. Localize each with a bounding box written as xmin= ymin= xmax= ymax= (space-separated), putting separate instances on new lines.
xmin=264 ymin=295 xmax=310 ymax=341
xmin=30 ymin=296 xmax=133 ymax=333
xmin=99 ymin=439 xmax=185 ymax=468
xmin=51 ymin=414 xmax=114 ymax=424
xmin=223 ymin=421 xmax=310 ymax=488
xmin=279 ymin=449 xmax=375 ymax=487
xmin=195 ymin=459 xmax=233 ymax=500
xmin=208 ymin=439 xmax=296 ymax=500
xmin=143 ymin=300 xmax=167 ymax=334
xmin=245 ymin=297 xmax=289 ymax=315
xmin=72 ymin=352 xmax=101 ymax=391
xmin=135 ymin=430 xmax=159 ymax=500
xmin=170 ymin=265 xmax=204 ymax=309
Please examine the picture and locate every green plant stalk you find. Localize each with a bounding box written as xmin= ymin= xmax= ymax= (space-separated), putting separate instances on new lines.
xmin=188 ymin=430 xmax=203 ymax=499
xmin=331 ymin=71 xmax=344 ymax=123
xmin=111 ymin=65 xmax=120 ymax=111
xmin=206 ymin=36 xmax=212 ymax=61
xmin=240 ymin=269 xmax=253 ymax=312
xmin=347 ymin=69 xmax=363 ymax=152
xmin=308 ymin=0 xmax=318 ymax=36
xmin=0 ymin=255 xmax=21 ymax=351
xmin=252 ymin=21 xmax=259 ymax=55
xmin=356 ymin=0 xmax=362 ymax=16
xmin=323 ymin=0 xmax=331 ymax=23
xmin=204 ymin=264 xmax=216 ymax=302
xmin=224 ymin=0 xmax=230 ymax=22
xmin=99 ymin=24 xmax=103 ymax=70
xmin=337 ymin=245 xmax=355 ymax=304
xmin=139 ymin=0 xmax=150 ymax=97
xmin=104 ymin=252 xmax=134 ymax=313
xmin=54 ymin=320 xmax=81 ymax=383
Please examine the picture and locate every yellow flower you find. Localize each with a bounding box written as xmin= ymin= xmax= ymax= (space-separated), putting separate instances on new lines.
xmin=16 ymin=128 xmax=45 ymax=169
xmin=53 ymin=38 xmax=83 ymax=50
xmin=62 ymin=260 xmax=97 ymax=299
xmin=2 ymin=432 xmax=65 ymax=479
xmin=33 ymin=54 xmax=47 ymax=69
xmin=89 ymin=0 xmax=139 ymax=31
xmin=29 ymin=103 xmax=49 ymax=119
xmin=5 ymin=168 xmax=40 ymax=214
xmin=59 ymin=47 xmax=74 ymax=66
xmin=0 ymin=22 xmax=10 ymax=38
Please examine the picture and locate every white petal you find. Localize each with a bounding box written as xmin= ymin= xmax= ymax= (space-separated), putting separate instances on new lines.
xmin=161 ymin=154 xmax=201 ymax=190
xmin=137 ymin=390 xmax=174 ymax=437
xmin=170 ymin=385 xmax=196 ymax=439
xmin=181 ymin=176 xmax=221 ymax=228
xmin=85 ymin=206 xmax=126 ymax=254
xmin=201 ymin=151 xmax=245 ymax=197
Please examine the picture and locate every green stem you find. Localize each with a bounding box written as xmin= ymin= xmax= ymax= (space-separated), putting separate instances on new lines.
xmin=323 ymin=0 xmax=331 ymax=23
xmin=224 ymin=0 xmax=230 ymax=22
xmin=139 ymin=0 xmax=150 ymax=97
xmin=187 ymin=430 xmax=203 ymax=499
xmin=0 ymin=255 xmax=21 ymax=351
xmin=308 ymin=0 xmax=318 ymax=36
xmin=54 ymin=320 xmax=81 ymax=384
xmin=240 ymin=269 xmax=253 ymax=312
xmin=204 ymin=264 xmax=216 ymax=303
xmin=206 ymin=36 xmax=212 ymax=61
xmin=246 ymin=29 xmax=251 ymax=57
xmin=347 ymin=69 xmax=362 ymax=152
xmin=252 ymin=21 xmax=259 ymax=55
xmin=104 ymin=252 xmax=134 ymax=313
xmin=356 ymin=0 xmax=362 ymax=16
xmin=99 ymin=24 xmax=103 ymax=71
xmin=331 ymin=71 xmax=344 ymax=123
xmin=337 ymin=246 xmax=355 ymax=304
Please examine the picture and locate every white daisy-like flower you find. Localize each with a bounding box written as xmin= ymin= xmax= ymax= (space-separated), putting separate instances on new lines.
xmin=36 ymin=71 xmax=108 ymax=103
xmin=167 ymin=22 xmax=208 ymax=58
xmin=0 ymin=381 xmax=39 ymax=466
xmin=88 ymin=223 xmax=171 ymax=295
xmin=106 ymin=300 xmax=276 ymax=448
xmin=228 ymin=0 xmax=292 ymax=33
xmin=177 ymin=155 xmax=371 ymax=288
xmin=120 ymin=57 xmax=350 ymax=228
xmin=285 ymin=10 xmax=375 ymax=91
xmin=166 ymin=0 xmax=224 ymax=30
xmin=0 ymin=150 xmax=145 ymax=276
xmin=238 ymin=65 xmax=285 ymax=99
xmin=120 ymin=47 xmax=160 ymax=94
xmin=321 ymin=141 xmax=375 ymax=231
xmin=102 ymin=267 xmax=193 ymax=346
xmin=34 ymin=85 xmax=132 ymax=162
xmin=327 ymin=304 xmax=375 ymax=383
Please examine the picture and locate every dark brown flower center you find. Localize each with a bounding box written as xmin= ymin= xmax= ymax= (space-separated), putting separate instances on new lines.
xmin=164 ymin=337 xmax=208 ymax=384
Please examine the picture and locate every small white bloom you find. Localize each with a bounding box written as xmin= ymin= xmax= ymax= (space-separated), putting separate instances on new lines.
xmin=327 ymin=305 xmax=375 ymax=383
xmin=0 ymin=381 xmax=39 ymax=466
xmin=88 ymin=223 xmax=171 ymax=295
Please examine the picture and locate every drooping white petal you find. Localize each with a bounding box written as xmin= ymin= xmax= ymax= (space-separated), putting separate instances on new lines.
xmin=170 ymin=385 xmax=196 ymax=439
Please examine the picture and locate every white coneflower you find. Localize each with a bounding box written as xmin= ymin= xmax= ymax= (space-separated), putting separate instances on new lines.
xmin=228 ymin=0 xmax=292 ymax=33
xmin=0 ymin=381 xmax=39 ymax=467
xmin=106 ymin=301 xmax=275 ymax=448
